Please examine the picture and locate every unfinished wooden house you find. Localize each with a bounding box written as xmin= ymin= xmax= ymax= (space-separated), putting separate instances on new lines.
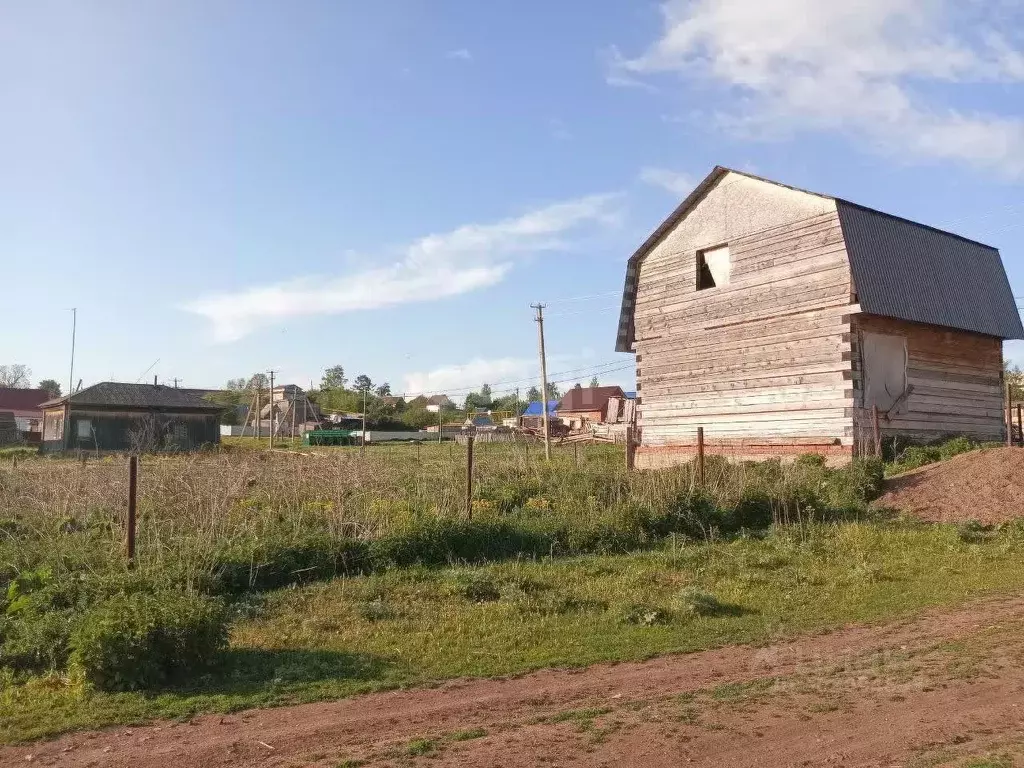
xmin=616 ymin=167 xmax=1023 ymax=467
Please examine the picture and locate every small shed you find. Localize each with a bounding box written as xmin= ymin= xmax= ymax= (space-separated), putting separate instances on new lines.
xmin=40 ymin=382 xmax=222 ymax=453
xmin=519 ymin=400 xmax=558 ymax=431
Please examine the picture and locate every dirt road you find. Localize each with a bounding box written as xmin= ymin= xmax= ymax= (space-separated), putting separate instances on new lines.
xmin=7 ymin=595 xmax=1024 ymax=767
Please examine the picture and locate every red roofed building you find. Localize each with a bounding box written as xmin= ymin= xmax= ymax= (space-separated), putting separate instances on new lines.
xmin=557 ymin=385 xmax=626 ymax=430
xmin=0 ymin=388 xmax=50 ymax=443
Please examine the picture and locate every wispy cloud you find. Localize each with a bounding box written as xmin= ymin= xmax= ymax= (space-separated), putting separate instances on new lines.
xmin=639 ymin=167 xmax=694 ymax=197
xmin=445 ymin=48 xmax=472 ymax=61
xmin=184 ymin=195 xmax=621 ymax=342
xmin=403 ymin=357 xmax=535 ymax=401
xmin=610 ymin=0 xmax=1024 ymax=174
xmin=401 ymin=353 xmax=630 ymax=402
xmin=549 ymin=118 xmax=572 ymax=141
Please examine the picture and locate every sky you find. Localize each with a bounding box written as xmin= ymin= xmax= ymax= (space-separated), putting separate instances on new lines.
xmin=3 ymin=0 xmax=1024 ymax=402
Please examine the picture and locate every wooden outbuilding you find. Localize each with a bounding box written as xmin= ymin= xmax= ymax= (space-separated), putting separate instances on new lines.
xmin=616 ymin=167 xmax=1024 ymax=467
xmin=40 ymin=382 xmax=222 ymax=453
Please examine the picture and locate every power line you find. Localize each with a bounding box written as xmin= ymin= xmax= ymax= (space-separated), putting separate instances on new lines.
xmin=398 ymin=359 xmax=634 ymax=399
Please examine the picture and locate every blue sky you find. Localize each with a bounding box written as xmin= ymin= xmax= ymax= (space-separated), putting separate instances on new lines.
xmin=3 ymin=1 xmax=1024 ymax=400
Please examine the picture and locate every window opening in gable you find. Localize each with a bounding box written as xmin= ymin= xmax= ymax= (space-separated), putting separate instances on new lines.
xmin=697 ymin=244 xmax=730 ymax=290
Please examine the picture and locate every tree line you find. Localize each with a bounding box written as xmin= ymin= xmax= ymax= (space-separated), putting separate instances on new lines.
xmin=210 ymin=364 xmax=594 ymax=430
xmin=0 ymin=364 xmax=63 ymax=398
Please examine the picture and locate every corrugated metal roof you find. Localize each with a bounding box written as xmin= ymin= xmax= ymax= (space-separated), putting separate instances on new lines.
xmin=0 ymin=388 xmax=50 ymax=414
xmin=616 ymin=166 xmax=1024 ymax=351
xmin=522 ymin=400 xmax=558 ymax=416
xmin=42 ymin=382 xmax=224 ymax=411
xmin=837 ymin=202 xmax=1023 ymax=340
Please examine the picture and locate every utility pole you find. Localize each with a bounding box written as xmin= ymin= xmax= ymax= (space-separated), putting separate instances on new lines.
xmin=361 ymin=386 xmax=367 ymax=453
xmin=68 ymin=308 xmax=77 ymax=400
xmin=438 ymin=405 xmax=443 ymax=444
xmin=172 ymin=377 xmax=181 ymax=388
xmin=514 ymin=387 xmax=520 ymax=427
xmin=268 ymin=370 xmax=277 ymax=449
xmin=531 ymin=303 xmax=552 ymax=461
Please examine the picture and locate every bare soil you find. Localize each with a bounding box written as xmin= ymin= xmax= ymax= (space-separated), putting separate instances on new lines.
xmin=877 ymin=447 xmax=1024 ymax=524
xmin=8 ymin=595 xmax=1024 ymax=767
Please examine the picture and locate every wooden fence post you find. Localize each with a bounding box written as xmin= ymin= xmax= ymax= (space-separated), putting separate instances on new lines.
xmin=871 ymin=406 xmax=882 ymax=458
xmin=127 ymin=455 xmax=138 ymax=568
xmin=1017 ymin=404 xmax=1022 ymax=446
xmin=625 ymin=426 xmax=636 ymax=471
xmin=696 ymin=426 xmax=705 ymax=489
xmin=1006 ymin=382 xmax=1014 ymax=447
xmin=465 ymin=430 xmax=475 ymax=519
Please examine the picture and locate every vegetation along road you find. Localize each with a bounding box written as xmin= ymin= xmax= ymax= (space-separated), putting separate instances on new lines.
xmin=2 ymin=440 xmax=1023 ymax=766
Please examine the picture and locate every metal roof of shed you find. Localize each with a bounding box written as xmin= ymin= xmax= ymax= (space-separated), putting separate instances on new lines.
xmin=615 ymin=167 xmax=1024 ymax=351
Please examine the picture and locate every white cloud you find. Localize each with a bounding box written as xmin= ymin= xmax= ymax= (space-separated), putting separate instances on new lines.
xmin=402 ymin=357 xmax=535 ymax=402
xmin=639 ymin=167 xmax=694 ymax=196
xmin=445 ymin=48 xmax=472 ymax=61
xmin=184 ymin=194 xmax=620 ymax=342
xmin=611 ymin=0 xmax=1024 ymax=174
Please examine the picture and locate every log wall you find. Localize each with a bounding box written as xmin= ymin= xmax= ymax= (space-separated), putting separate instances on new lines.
xmin=851 ymin=314 xmax=1006 ymax=448
xmin=632 ymin=173 xmax=856 ymax=466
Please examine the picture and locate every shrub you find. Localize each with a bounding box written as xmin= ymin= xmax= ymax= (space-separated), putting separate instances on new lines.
xmin=676 ymin=588 xmax=729 ymax=617
xmin=618 ymin=602 xmax=671 ymax=626
xmin=69 ymin=591 xmax=228 ymax=691
xmin=214 ymin=533 xmax=370 ymax=595
xmin=451 ymin=572 xmax=501 ymax=603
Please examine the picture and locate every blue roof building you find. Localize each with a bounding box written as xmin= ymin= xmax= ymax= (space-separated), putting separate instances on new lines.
xmin=522 ymin=401 xmax=558 ymax=417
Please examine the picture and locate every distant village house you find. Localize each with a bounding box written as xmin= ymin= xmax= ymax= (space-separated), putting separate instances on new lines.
xmin=41 ymin=382 xmax=222 ymax=453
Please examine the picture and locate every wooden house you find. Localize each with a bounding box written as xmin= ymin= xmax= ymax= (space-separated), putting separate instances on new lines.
xmin=616 ymin=167 xmax=1023 ymax=467
xmin=40 ymin=382 xmax=222 ymax=453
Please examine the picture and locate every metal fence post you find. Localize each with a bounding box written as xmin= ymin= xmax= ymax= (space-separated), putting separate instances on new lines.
xmin=465 ymin=430 xmax=475 ymax=519
xmin=696 ymin=426 xmax=705 ymax=489
xmin=127 ymin=455 xmax=138 ymax=567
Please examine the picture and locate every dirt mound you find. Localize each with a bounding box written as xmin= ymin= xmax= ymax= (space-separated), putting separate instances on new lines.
xmin=876 ymin=447 xmax=1024 ymax=524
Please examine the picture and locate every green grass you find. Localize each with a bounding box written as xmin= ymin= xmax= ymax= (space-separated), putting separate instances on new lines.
xmin=5 ymin=520 xmax=1024 ymax=743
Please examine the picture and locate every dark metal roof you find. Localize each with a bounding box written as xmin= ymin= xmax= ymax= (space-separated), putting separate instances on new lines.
xmin=836 ymin=201 xmax=1023 ymax=340
xmin=616 ymin=167 xmax=1024 ymax=351
xmin=41 ymin=382 xmax=224 ymax=411
xmin=0 ymin=388 xmax=50 ymax=414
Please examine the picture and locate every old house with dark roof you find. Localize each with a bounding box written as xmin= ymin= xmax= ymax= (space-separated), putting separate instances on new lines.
xmin=617 ymin=167 xmax=1023 ymax=468
xmin=40 ymin=382 xmax=222 ymax=453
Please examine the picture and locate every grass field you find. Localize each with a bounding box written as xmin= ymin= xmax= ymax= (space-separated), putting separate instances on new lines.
xmin=0 ymin=438 xmax=1006 ymax=743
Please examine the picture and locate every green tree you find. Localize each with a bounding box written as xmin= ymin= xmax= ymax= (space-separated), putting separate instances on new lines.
xmin=352 ymin=374 xmax=373 ymax=393
xmin=401 ymin=402 xmax=436 ymax=429
xmin=321 ymin=365 xmax=347 ymax=390
xmin=225 ymin=377 xmax=247 ymax=391
xmin=589 ymin=376 xmax=599 ymax=387
xmin=375 ymin=382 xmax=392 ymax=397
xmin=37 ymin=379 xmax=62 ymax=398
xmin=545 ymin=382 xmax=561 ymax=400
xmin=247 ymin=373 xmax=269 ymax=391
xmin=526 ymin=386 xmax=541 ymax=402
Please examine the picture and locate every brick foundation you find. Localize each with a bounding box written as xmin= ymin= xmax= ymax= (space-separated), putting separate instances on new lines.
xmin=637 ymin=441 xmax=854 ymax=469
